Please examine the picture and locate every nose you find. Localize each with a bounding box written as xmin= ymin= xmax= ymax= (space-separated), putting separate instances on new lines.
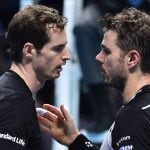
xmin=95 ymin=51 xmax=104 ymax=65
xmin=62 ymin=48 xmax=71 ymax=60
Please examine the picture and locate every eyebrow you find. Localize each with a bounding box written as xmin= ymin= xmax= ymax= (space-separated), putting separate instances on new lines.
xmin=52 ymin=44 xmax=66 ymax=50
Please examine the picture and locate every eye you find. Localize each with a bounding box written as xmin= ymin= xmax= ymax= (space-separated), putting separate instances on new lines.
xmin=102 ymin=48 xmax=111 ymax=55
xmin=52 ymin=45 xmax=65 ymax=52
xmin=54 ymin=47 xmax=62 ymax=52
xmin=101 ymin=45 xmax=111 ymax=55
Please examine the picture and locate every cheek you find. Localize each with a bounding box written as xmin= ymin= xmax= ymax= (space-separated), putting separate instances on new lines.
xmin=112 ymin=61 xmax=126 ymax=76
xmin=104 ymin=59 xmax=114 ymax=72
xmin=105 ymin=59 xmax=122 ymax=74
xmin=106 ymin=56 xmax=123 ymax=67
xmin=37 ymin=55 xmax=54 ymax=65
xmin=32 ymin=56 xmax=51 ymax=71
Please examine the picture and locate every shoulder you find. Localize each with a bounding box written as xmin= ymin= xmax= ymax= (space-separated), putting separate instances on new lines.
xmin=112 ymin=103 xmax=150 ymax=139
xmin=112 ymin=104 xmax=150 ymax=149
xmin=115 ymin=105 xmax=148 ymax=128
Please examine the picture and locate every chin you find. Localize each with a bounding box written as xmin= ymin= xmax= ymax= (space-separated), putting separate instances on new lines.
xmin=53 ymin=73 xmax=61 ymax=79
xmin=46 ymin=71 xmax=60 ymax=79
xmin=104 ymin=78 xmax=114 ymax=86
xmin=104 ymin=77 xmax=110 ymax=83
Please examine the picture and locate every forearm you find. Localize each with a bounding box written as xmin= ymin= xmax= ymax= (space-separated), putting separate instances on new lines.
xmin=69 ymin=134 xmax=100 ymax=150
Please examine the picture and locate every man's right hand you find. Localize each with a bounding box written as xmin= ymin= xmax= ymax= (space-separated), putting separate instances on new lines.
xmin=37 ymin=104 xmax=80 ymax=146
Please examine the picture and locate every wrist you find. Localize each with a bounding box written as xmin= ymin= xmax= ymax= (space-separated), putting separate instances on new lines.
xmin=66 ymin=132 xmax=80 ymax=146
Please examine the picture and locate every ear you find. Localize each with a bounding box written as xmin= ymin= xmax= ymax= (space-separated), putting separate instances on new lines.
xmin=22 ymin=42 xmax=34 ymax=59
xmin=127 ymin=50 xmax=140 ymax=69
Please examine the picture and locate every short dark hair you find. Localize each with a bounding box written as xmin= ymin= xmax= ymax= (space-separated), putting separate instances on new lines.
xmin=6 ymin=5 xmax=68 ymax=63
xmin=100 ymin=7 xmax=150 ymax=73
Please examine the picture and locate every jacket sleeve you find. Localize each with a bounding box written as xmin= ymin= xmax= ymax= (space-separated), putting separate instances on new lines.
xmin=69 ymin=134 xmax=100 ymax=150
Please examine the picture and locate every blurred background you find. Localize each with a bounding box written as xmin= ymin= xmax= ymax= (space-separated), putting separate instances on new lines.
xmin=0 ymin=0 xmax=149 ymax=150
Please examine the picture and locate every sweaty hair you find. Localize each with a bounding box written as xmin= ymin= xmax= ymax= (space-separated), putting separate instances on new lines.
xmin=6 ymin=5 xmax=68 ymax=63
xmin=100 ymin=7 xmax=150 ymax=73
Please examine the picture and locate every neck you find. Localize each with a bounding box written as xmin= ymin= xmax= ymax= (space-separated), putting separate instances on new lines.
xmin=123 ymin=73 xmax=150 ymax=103
xmin=10 ymin=62 xmax=44 ymax=94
